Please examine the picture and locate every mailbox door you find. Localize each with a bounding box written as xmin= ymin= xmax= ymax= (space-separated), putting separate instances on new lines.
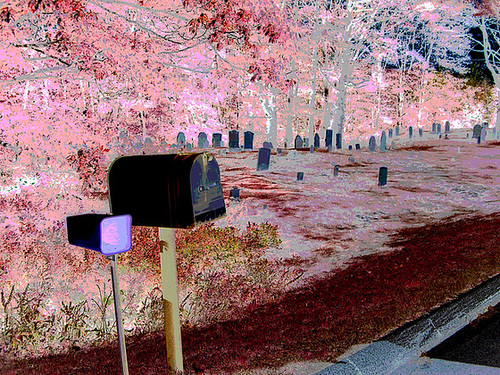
xmin=190 ymin=153 xmax=226 ymax=223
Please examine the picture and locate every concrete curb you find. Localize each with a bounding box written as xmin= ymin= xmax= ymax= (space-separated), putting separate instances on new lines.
xmin=314 ymin=273 xmax=500 ymax=375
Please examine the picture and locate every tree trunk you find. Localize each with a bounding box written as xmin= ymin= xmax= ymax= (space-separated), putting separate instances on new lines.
xmin=261 ymin=95 xmax=278 ymax=147
xmin=23 ymin=80 xmax=30 ymax=110
xmin=285 ymin=87 xmax=296 ymax=148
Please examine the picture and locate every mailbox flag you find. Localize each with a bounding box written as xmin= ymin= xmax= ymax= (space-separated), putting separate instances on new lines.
xmin=66 ymin=214 xmax=132 ymax=255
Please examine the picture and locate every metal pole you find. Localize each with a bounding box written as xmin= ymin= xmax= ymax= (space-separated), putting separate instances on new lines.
xmin=158 ymin=227 xmax=184 ymax=373
xmin=107 ymin=255 xmax=129 ymax=375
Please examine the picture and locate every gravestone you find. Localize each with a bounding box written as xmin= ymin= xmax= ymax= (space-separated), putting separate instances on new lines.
xmin=395 ymin=125 xmax=400 ymax=136
xmin=314 ymin=133 xmax=320 ymax=148
xmin=355 ymin=143 xmax=361 ymax=150
xmin=348 ymin=156 xmax=355 ymax=163
xmin=212 ymin=133 xmax=222 ymax=148
xmin=445 ymin=121 xmax=451 ymax=133
xmin=244 ymin=131 xmax=254 ymax=150
xmin=294 ymin=135 xmax=303 ymax=149
xmin=419 ymin=128 xmax=423 ymax=137
xmin=390 ymin=141 xmax=396 ymax=149
xmin=388 ymin=129 xmax=393 ymax=138
xmin=230 ymin=187 xmax=240 ymax=199
xmin=408 ymin=126 xmax=413 ymax=139
xmin=348 ymin=145 xmax=353 ymax=150
xmin=493 ymin=128 xmax=497 ymax=137
xmin=263 ymin=141 xmax=273 ymax=149
xmin=304 ymin=138 xmax=309 ymax=148
xmin=436 ymin=123 xmax=442 ymax=134
xmin=297 ymin=172 xmax=304 ymax=181
xmin=380 ymin=131 xmax=387 ymax=152
xmin=229 ymin=130 xmax=239 ymax=148
xmin=186 ymin=143 xmax=193 ymax=151
xmin=334 ymin=165 xmax=339 ymax=177
xmin=176 ymin=132 xmax=186 ymax=147
xmin=432 ymin=123 xmax=437 ymax=133
xmin=203 ymin=139 xmax=209 ymax=148
xmin=310 ymin=145 xmax=314 ymax=153
xmin=198 ymin=132 xmax=208 ymax=148
xmin=328 ymin=145 xmax=333 ymax=152
xmin=369 ymin=135 xmax=376 ymax=152
xmin=481 ymin=127 xmax=486 ymax=143
xmin=326 ymin=129 xmax=333 ymax=148
xmin=473 ymin=124 xmax=482 ymax=139
xmin=257 ymin=148 xmax=271 ymax=171
xmin=336 ymin=133 xmax=342 ymax=149
xmin=378 ymin=167 xmax=388 ymax=186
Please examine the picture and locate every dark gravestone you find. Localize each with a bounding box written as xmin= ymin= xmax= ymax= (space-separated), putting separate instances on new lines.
xmin=436 ymin=123 xmax=442 ymax=134
xmin=257 ymin=148 xmax=271 ymax=171
xmin=378 ymin=167 xmax=388 ymax=186
xmin=294 ymin=135 xmax=303 ymax=149
xmin=198 ymin=132 xmax=208 ymax=148
xmin=419 ymin=128 xmax=423 ymax=137
xmin=304 ymin=138 xmax=309 ymax=148
xmin=380 ymin=131 xmax=387 ymax=152
xmin=432 ymin=123 xmax=437 ymax=133
xmin=177 ymin=132 xmax=186 ymax=147
xmin=314 ymin=133 xmax=320 ymax=148
xmin=395 ymin=125 xmax=400 ymax=136
xmin=445 ymin=121 xmax=451 ymax=133
xmin=212 ymin=133 xmax=222 ymax=148
xmin=408 ymin=126 xmax=413 ymax=139
xmin=348 ymin=145 xmax=353 ymax=150
xmin=230 ymin=187 xmax=240 ymax=199
xmin=326 ymin=129 xmax=333 ymax=148
xmin=334 ymin=165 xmax=339 ymax=177
xmin=229 ymin=130 xmax=239 ymax=148
xmin=369 ymin=136 xmax=376 ymax=152
xmin=297 ymin=172 xmax=304 ymax=181
xmin=336 ymin=133 xmax=342 ymax=149
xmin=263 ymin=141 xmax=273 ymax=149
xmin=355 ymin=143 xmax=361 ymax=150
xmin=473 ymin=124 xmax=482 ymax=139
xmin=244 ymin=131 xmax=254 ymax=150
xmin=388 ymin=129 xmax=393 ymax=138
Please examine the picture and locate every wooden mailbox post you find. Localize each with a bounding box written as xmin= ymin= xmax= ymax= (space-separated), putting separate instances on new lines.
xmin=107 ymin=152 xmax=226 ymax=372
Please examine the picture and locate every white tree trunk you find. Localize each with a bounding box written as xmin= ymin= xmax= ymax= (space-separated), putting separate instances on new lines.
xmin=285 ymin=87 xmax=296 ymax=148
xmin=261 ymin=95 xmax=278 ymax=147
xmin=23 ymin=80 xmax=30 ymax=110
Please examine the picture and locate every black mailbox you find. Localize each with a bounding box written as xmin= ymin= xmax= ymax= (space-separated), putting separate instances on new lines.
xmin=66 ymin=214 xmax=132 ymax=255
xmin=107 ymin=152 xmax=226 ymax=228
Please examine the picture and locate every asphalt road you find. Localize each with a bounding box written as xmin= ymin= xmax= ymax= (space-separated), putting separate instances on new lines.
xmin=426 ymin=302 xmax=500 ymax=368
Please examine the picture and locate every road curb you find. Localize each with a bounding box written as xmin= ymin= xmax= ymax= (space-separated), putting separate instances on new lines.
xmin=314 ymin=272 xmax=500 ymax=374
